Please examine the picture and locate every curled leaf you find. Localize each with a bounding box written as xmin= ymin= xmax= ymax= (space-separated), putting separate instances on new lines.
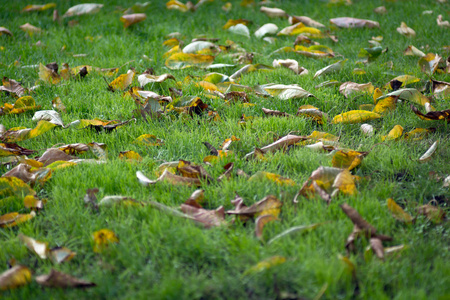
xmin=120 ymin=13 xmax=146 ymax=28
xmin=332 ymin=110 xmax=381 ymax=124
xmin=387 ymin=198 xmax=413 ymax=223
xmin=0 ymin=265 xmax=32 ymax=290
xmin=36 ymin=269 xmax=96 ymax=288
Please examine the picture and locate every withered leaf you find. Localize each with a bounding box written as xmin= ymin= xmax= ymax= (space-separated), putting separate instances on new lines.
xmin=267 ymin=223 xmax=323 ymax=244
xmin=0 ymin=77 xmax=26 ymax=97
xmin=0 ymin=265 xmax=32 ymax=290
xmin=387 ymin=198 xmax=413 ymax=223
xmin=226 ymin=195 xmax=282 ymax=218
xmin=36 ymin=269 xmax=96 ymax=288
xmin=38 ymin=148 xmax=75 ymax=166
xmin=180 ymin=201 xmax=226 ymax=228
xmin=370 ymin=238 xmax=384 ymax=260
xmin=2 ymin=163 xmax=51 ymax=185
xmin=262 ymin=107 xmax=291 ymax=117
xmin=417 ymin=204 xmax=445 ymax=223
xmin=330 ymin=17 xmax=379 ymax=28
xmin=137 ymin=169 xmax=202 ymax=186
xmin=410 ymin=105 xmax=450 ymax=122
xmin=255 ymin=214 xmax=278 ymax=239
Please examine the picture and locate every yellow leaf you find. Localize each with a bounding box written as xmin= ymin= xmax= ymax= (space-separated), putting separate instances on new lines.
xmin=403 ymin=128 xmax=432 ymax=141
xmin=22 ymin=3 xmax=56 ymax=12
xmin=0 ymin=211 xmax=35 ymax=228
xmin=196 ymin=81 xmax=218 ymax=92
xmin=382 ymin=125 xmax=403 ymax=141
xmin=23 ymin=195 xmax=43 ymax=209
xmin=92 ymin=229 xmax=119 ymax=253
xmin=0 ymin=177 xmax=35 ymax=201
xmin=119 ymin=150 xmax=142 ymax=161
xmin=165 ymin=53 xmax=214 ymax=70
xmin=2 ymin=121 xmax=56 ymax=143
xmin=223 ymin=19 xmax=250 ymax=30
xmin=387 ymin=198 xmax=413 ymax=223
xmin=373 ymin=96 xmax=396 ymax=114
xmin=163 ymin=45 xmax=182 ymax=59
xmin=332 ymin=110 xmax=381 ymax=124
xmin=39 ymin=63 xmax=60 ymax=84
xmin=45 ymin=161 xmax=78 ymax=171
xmin=133 ymin=134 xmax=164 ymax=146
xmin=163 ymin=38 xmax=180 ymax=48
xmin=166 ymin=0 xmax=189 ymax=12
xmin=334 ymin=169 xmax=357 ymax=195
xmin=332 ymin=150 xmax=367 ymax=170
xmin=307 ymin=131 xmax=339 ymax=142
xmin=244 ymin=256 xmax=286 ymax=275
xmin=249 ymin=171 xmax=295 ymax=186
xmin=0 ymin=265 xmax=32 ymax=290
xmin=109 ymin=69 xmax=135 ymax=91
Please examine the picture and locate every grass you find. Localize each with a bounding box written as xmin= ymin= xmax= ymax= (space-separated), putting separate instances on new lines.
xmin=1 ymin=0 xmax=449 ymax=299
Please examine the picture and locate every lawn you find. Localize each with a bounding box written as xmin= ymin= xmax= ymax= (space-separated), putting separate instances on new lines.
xmin=0 ymin=0 xmax=449 ymax=299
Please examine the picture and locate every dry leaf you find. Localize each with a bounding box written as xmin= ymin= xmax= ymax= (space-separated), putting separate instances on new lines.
xmin=249 ymin=171 xmax=295 ymax=186
xmin=419 ymin=141 xmax=438 ymax=162
xmin=226 ymin=195 xmax=282 ymax=219
xmin=262 ymin=84 xmax=314 ymax=99
xmin=39 ymin=63 xmax=61 ymax=84
xmin=22 ymin=3 xmax=56 ymax=12
xmin=38 ymin=148 xmax=75 ymax=166
xmin=244 ymin=134 xmax=307 ymax=159
xmin=228 ymin=24 xmax=250 ymax=38
xmin=437 ymin=15 xmax=450 ymax=28
xmin=382 ymin=125 xmax=404 ymax=141
xmin=0 ymin=211 xmax=36 ymax=228
xmin=332 ymin=110 xmax=381 ymax=124
xmin=374 ymin=6 xmax=387 ymax=14
xmin=0 ymin=265 xmax=32 ymax=290
xmin=397 ymin=22 xmax=416 ymax=37
xmin=19 ymin=23 xmax=42 ymax=36
xmin=370 ymin=238 xmax=384 ymax=260
xmin=2 ymin=163 xmax=51 ymax=184
xmin=332 ymin=150 xmax=368 ymax=170
xmin=63 ymin=3 xmax=103 ymax=17
xmin=339 ymin=82 xmax=374 ymax=98
xmin=36 ymin=269 xmax=96 ymax=288
xmin=278 ymin=23 xmax=323 ymax=38
xmin=260 ymin=6 xmax=287 ymax=18
xmin=48 ymin=247 xmax=76 ymax=264
xmin=137 ymin=169 xmax=202 ymax=186
xmin=138 ymin=73 xmax=175 ymax=87
xmin=108 ymin=69 xmax=135 ymax=91
xmin=166 ymin=0 xmax=189 ymax=12
xmin=180 ymin=202 xmax=226 ymax=228
xmin=417 ymin=204 xmax=445 ymax=223
xmin=289 ymin=16 xmax=325 ymax=28
xmin=120 ymin=13 xmax=146 ymax=28
xmin=330 ymin=17 xmax=379 ymax=28
xmin=296 ymin=105 xmax=327 ymax=124
xmin=387 ymin=198 xmax=413 ymax=223
xmin=255 ymin=23 xmax=278 ymax=38
xmin=410 ymin=105 xmax=449 ymax=122
xmin=418 ymin=53 xmax=442 ymax=75
xmin=0 ymin=77 xmax=26 ymax=97
xmin=0 ymin=27 xmax=13 ymax=37
xmin=32 ymin=110 xmax=64 ymax=126
xmin=165 ymin=53 xmax=214 ymax=69
xmin=272 ymin=59 xmax=308 ymax=75
xmin=222 ymin=19 xmax=250 ymax=30
xmin=92 ymin=229 xmax=119 ymax=253
xmin=18 ymin=233 xmax=48 ymax=259
xmin=0 ymin=96 xmax=40 ymax=116
xmin=404 ymin=45 xmax=425 ymax=57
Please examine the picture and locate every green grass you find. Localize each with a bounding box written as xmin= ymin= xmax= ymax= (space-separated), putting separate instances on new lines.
xmin=1 ymin=0 xmax=449 ymax=299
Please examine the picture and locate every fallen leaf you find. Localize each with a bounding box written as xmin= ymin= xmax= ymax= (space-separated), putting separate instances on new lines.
xmin=289 ymin=16 xmax=325 ymax=28
xmin=52 ymin=97 xmax=66 ymax=112
xmin=165 ymin=52 xmax=214 ymax=69
xmin=373 ymin=96 xmax=397 ymax=115
xmin=374 ymin=6 xmax=387 ymax=14
xmin=36 ymin=269 xmax=96 ymax=288
xmin=0 ymin=265 xmax=32 ymax=290
xmin=0 ymin=27 xmax=13 ymax=37
xmin=314 ymin=60 xmax=347 ymax=78
xmin=222 ymin=19 xmax=250 ymax=30
xmin=404 ymin=45 xmax=425 ymax=57
xmin=228 ymin=23 xmax=250 ymax=38
xmin=262 ymin=107 xmax=291 ymax=117
xmin=410 ymin=105 xmax=450 ymax=122
xmin=0 ymin=96 xmax=40 ymax=116
xmin=32 ymin=110 xmax=64 ymax=126
xmin=39 ymin=63 xmax=61 ymax=84
xmin=332 ymin=110 xmax=381 ymax=124
xmin=419 ymin=141 xmax=438 ymax=162
xmin=330 ymin=17 xmax=379 ymax=28
xmin=255 ymin=23 xmax=278 ymax=38
xmin=226 ymin=195 xmax=282 ymax=219
xmin=138 ymin=73 xmax=175 ymax=87
xmin=370 ymin=238 xmax=384 ymax=260
xmin=296 ymin=105 xmax=327 ymax=124
xmin=249 ymin=171 xmax=295 ymax=186
xmin=166 ymin=0 xmax=189 ymax=12
xmin=48 ymin=247 xmax=76 ymax=264
xmin=180 ymin=202 xmax=226 ymax=228
xmin=260 ymin=6 xmax=287 ymax=18
xmin=339 ymin=82 xmax=374 ymax=98
xmin=38 ymin=148 xmax=75 ymax=166
xmin=137 ymin=169 xmax=202 ymax=186
xmin=278 ymin=23 xmax=323 ymax=38
xmin=119 ymin=150 xmax=142 ymax=161
xmin=0 ymin=77 xmax=26 ymax=97
xmin=262 ymin=84 xmax=314 ymax=100
xmin=108 ymin=69 xmax=135 ymax=91
xmin=387 ymin=198 xmax=413 ymax=223
xmin=0 ymin=177 xmax=36 ymax=202
xmin=92 ymin=229 xmax=119 ymax=253
xmin=272 ymin=59 xmax=308 ymax=75
xmin=332 ymin=150 xmax=368 ymax=170
xmin=244 ymin=134 xmax=307 ymax=159
xmin=63 ymin=3 xmax=103 ymax=17
xmin=418 ymin=53 xmax=442 ymax=75
xmin=437 ymin=14 xmax=450 ymax=28
xmin=18 ymin=233 xmax=48 ymax=259
xmin=2 ymin=163 xmax=51 ymax=184
xmin=22 ymin=3 xmax=56 ymax=12
xmin=0 ymin=211 xmax=36 ymax=228
xmin=120 ymin=13 xmax=146 ymax=28
xmin=417 ymin=204 xmax=445 ymax=223
xmin=397 ymin=22 xmax=416 ymax=37
xmin=19 ymin=23 xmax=42 ymax=36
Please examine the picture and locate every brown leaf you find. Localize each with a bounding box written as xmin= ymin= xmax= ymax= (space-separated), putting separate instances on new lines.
xmin=262 ymin=107 xmax=291 ymax=117
xmin=339 ymin=82 xmax=374 ymax=99
xmin=224 ymin=91 xmax=250 ymax=103
xmin=0 ymin=211 xmax=36 ymax=228
xmin=36 ymin=269 xmax=96 ymax=288
xmin=180 ymin=202 xmax=226 ymax=228
xmin=330 ymin=17 xmax=379 ymax=28
xmin=289 ymin=16 xmax=325 ymax=28
xmin=244 ymin=134 xmax=307 ymax=159
xmin=137 ymin=169 xmax=202 ymax=186
xmin=1 ymin=77 xmax=26 ymax=97
xmin=217 ymin=162 xmax=234 ymax=182
xmin=410 ymin=105 xmax=450 ymax=122
xmin=177 ymin=160 xmax=214 ymax=183
xmin=0 ymin=143 xmax=36 ymax=156
xmin=255 ymin=214 xmax=278 ymax=239
xmin=0 ymin=265 xmax=32 ymax=290
xmin=87 ymin=118 xmax=135 ymax=133
xmin=396 ymin=22 xmax=416 ymax=37
xmin=2 ymin=163 xmax=51 ymax=185
xmin=18 ymin=233 xmax=49 ymax=259
xmin=417 ymin=204 xmax=445 ymax=223
xmin=38 ymin=148 xmax=75 ymax=166
xmin=120 ymin=13 xmax=147 ymax=28
xmin=260 ymin=6 xmax=287 ymax=18
xmin=226 ymin=195 xmax=282 ymax=218
xmin=341 ymin=203 xmax=377 ymax=235
xmin=0 ymin=27 xmax=13 ymax=37
xmin=370 ymin=238 xmax=384 ymax=260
